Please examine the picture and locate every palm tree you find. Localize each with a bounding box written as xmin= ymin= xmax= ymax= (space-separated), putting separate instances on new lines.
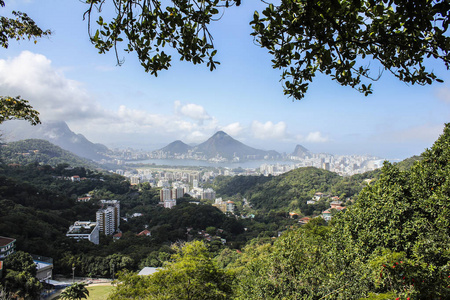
xmin=60 ymin=283 xmax=89 ymax=300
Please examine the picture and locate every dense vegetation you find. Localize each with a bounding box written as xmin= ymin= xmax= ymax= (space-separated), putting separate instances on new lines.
xmin=0 ymin=127 xmax=444 ymax=299
xmin=108 ymin=126 xmax=450 ymax=299
xmin=211 ymin=166 xmax=380 ymax=216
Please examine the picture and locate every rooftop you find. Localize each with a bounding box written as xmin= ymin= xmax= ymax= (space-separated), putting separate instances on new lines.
xmin=0 ymin=236 xmax=15 ymax=247
xmin=67 ymin=221 xmax=97 ymax=235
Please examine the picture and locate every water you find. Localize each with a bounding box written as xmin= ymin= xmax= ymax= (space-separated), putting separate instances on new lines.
xmin=126 ymin=159 xmax=296 ymax=169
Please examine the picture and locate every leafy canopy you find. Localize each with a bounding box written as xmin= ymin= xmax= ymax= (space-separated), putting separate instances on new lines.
xmin=84 ymin=0 xmax=449 ymax=100
xmin=60 ymin=283 xmax=90 ymax=300
xmin=0 ymin=1 xmax=49 ymax=125
xmin=0 ymin=96 xmax=40 ymax=125
xmin=251 ymin=0 xmax=450 ymax=100
xmin=84 ymin=0 xmax=241 ymax=76
xmin=0 ymin=0 xmax=50 ymax=49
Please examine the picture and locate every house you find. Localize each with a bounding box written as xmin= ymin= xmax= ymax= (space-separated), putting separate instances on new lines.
xmin=71 ymin=175 xmax=81 ymax=182
xmin=330 ymin=201 xmax=343 ymax=209
xmin=298 ymin=217 xmax=311 ymax=225
xmin=77 ymin=196 xmax=92 ymax=202
xmin=113 ymin=232 xmax=122 ymax=240
xmin=322 ymin=210 xmax=333 ymax=222
xmin=137 ymin=229 xmax=151 ymax=237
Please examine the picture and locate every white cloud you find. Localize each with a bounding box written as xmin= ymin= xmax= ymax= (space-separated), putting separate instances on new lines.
xmin=220 ymin=122 xmax=244 ymax=137
xmin=251 ymin=121 xmax=287 ymax=140
xmin=305 ymin=131 xmax=329 ymax=143
xmin=0 ymin=52 xmax=224 ymax=145
xmin=0 ymin=52 xmax=304 ymax=149
xmin=0 ymin=51 xmax=105 ymax=121
xmin=174 ymin=101 xmax=211 ymax=121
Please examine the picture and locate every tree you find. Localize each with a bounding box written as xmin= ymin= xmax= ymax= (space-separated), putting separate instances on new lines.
xmin=330 ymin=123 xmax=450 ymax=299
xmin=109 ymin=240 xmax=233 ymax=300
xmin=251 ymin=0 xmax=450 ymax=100
xmin=0 ymin=96 xmax=40 ymax=125
xmin=0 ymin=1 xmax=49 ymax=125
xmin=0 ymin=251 xmax=43 ymax=300
xmin=60 ymin=283 xmax=90 ymax=300
xmin=0 ymin=0 xmax=50 ymax=49
xmin=84 ymin=0 xmax=450 ymax=100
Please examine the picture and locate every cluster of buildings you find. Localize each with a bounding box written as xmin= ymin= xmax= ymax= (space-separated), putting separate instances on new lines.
xmin=306 ymin=192 xmax=347 ymax=222
xmin=260 ymin=154 xmax=383 ymax=177
xmin=212 ymin=198 xmax=235 ymax=214
xmin=0 ymin=237 xmax=53 ymax=284
xmin=66 ymin=200 xmax=121 ymax=244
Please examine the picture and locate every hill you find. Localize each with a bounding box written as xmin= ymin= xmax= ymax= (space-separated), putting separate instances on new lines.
xmin=211 ymin=165 xmax=386 ymax=216
xmin=160 ymin=140 xmax=193 ymax=155
xmin=291 ymin=144 xmax=312 ymax=158
xmin=192 ymin=131 xmax=281 ymax=160
xmin=0 ymin=139 xmax=102 ymax=169
xmin=0 ymin=120 xmax=110 ymax=161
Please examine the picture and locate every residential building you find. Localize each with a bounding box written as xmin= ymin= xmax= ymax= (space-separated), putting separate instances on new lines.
xmin=0 ymin=237 xmax=16 ymax=260
xmin=226 ymin=201 xmax=235 ymax=213
xmin=202 ymin=188 xmax=216 ymax=200
xmin=66 ymin=221 xmax=99 ymax=244
xmin=97 ymin=200 xmax=121 ymax=235
xmin=130 ymin=176 xmax=140 ymax=185
xmin=33 ymin=255 xmax=53 ymax=282
xmin=97 ymin=207 xmax=118 ymax=235
xmin=172 ymin=186 xmax=184 ymax=199
xmin=164 ymin=199 xmax=177 ymax=209
xmin=160 ymin=188 xmax=172 ymax=202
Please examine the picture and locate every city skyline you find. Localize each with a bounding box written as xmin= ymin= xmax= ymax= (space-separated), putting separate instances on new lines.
xmin=0 ymin=1 xmax=449 ymax=160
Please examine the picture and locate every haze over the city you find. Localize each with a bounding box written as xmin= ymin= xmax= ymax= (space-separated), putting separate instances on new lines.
xmin=0 ymin=1 xmax=449 ymax=160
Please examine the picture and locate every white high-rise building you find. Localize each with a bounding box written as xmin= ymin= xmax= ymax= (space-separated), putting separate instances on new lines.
xmin=96 ymin=200 xmax=120 ymax=235
xmin=160 ymin=188 xmax=172 ymax=202
xmin=172 ymin=187 xmax=184 ymax=199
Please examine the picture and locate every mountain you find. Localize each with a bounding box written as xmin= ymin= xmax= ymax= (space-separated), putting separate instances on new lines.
xmin=160 ymin=140 xmax=193 ymax=155
xmin=0 ymin=139 xmax=102 ymax=169
xmin=192 ymin=131 xmax=281 ymax=160
xmin=292 ymin=144 xmax=312 ymax=158
xmin=0 ymin=121 xmax=109 ymax=161
xmin=156 ymin=131 xmax=281 ymax=161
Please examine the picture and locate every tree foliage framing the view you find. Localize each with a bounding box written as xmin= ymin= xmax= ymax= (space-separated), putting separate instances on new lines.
xmin=0 ymin=0 xmax=50 ymax=49
xmin=251 ymin=0 xmax=450 ymax=100
xmin=83 ymin=0 xmax=241 ymax=76
xmin=0 ymin=96 xmax=40 ymax=125
xmin=0 ymin=1 xmax=49 ymax=125
xmin=83 ymin=0 xmax=450 ymax=100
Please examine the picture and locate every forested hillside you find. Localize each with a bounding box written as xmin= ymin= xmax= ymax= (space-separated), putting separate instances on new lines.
xmin=0 ymin=139 xmax=101 ymax=169
xmin=109 ymin=125 xmax=450 ymax=300
xmin=212 ymin=165 xmax=381 ymax=215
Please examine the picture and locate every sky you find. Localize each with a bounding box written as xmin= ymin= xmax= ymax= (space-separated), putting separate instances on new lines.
xmin=0 ymin=0 xmax=449 ymax=160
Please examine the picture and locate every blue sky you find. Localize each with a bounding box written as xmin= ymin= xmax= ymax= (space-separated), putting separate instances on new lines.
xmin=0 ymin=0 xmax=449 ymax=159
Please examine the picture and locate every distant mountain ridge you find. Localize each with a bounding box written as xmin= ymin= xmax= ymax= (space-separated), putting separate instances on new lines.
xmin=0 ymin=121 xmax=109 ymax=161
xmin=157 ymin=131 xmax=281 ymax=161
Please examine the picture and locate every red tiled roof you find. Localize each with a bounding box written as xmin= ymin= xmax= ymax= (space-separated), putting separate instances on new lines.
xmin=138 ymin=229 xmax=151 ymax=236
